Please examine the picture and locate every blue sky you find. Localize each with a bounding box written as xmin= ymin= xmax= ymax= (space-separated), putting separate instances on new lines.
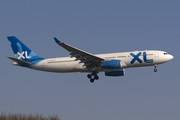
xmin=0 ymin=1 xmax=179 ymax=120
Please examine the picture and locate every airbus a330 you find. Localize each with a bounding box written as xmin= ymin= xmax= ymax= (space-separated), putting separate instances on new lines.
xmin=8 ymin=36 xmax=173 ymax=83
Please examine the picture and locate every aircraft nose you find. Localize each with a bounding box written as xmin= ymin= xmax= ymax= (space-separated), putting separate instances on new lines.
xmin=169 ymin=54 xmax=174 ymax=60
xmin=170 ymin=55 xmax=174 ymax=60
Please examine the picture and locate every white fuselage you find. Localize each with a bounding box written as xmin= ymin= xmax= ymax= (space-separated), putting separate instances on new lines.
xmin=30 ymin=50 xmax=173 ymax=73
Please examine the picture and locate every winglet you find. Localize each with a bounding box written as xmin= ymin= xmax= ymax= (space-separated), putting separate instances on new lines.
xmin=54 ymin=37 xmax=61 ymax=43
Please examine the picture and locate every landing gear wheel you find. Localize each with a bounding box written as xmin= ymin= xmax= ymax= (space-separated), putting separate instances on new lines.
xmin=87 ymin=74 xmax=91 ymax=79
xmin=88 ymin=71 xmax=99 ymax=83
xmin=154 ymin=64 xmax=157 ymax=72
xmin=94 ymin=76 xmax=99 ymax=80
xmin=90 ymin=79 xmax=94 ymax=83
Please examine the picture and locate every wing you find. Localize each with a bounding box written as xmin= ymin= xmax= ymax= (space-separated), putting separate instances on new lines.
xmin=54 ymin=38 xmax=104 ymax=67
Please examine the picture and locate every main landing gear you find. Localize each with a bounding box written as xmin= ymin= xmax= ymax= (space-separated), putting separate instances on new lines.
xmin=154 ymin=64 xmax=157 ymax=72
xmin=87 ymin=71 xmax=99 ymax=83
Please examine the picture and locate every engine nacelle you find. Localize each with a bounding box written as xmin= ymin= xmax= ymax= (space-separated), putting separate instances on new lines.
xmin=105 ymin=69 xmax=125 ymax=76
xmin=101 ymin=60 xmax=121 ymax=69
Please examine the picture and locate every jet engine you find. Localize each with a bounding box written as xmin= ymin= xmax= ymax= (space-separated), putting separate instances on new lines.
xmin=101 ymin=60 xmax=121 ymax=69
xmin=105 ymin=69 xmax=125 ymax=76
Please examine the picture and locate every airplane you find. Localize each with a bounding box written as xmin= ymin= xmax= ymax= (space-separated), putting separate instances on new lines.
xmin=7 ymin=36 xmax=174 ymax=83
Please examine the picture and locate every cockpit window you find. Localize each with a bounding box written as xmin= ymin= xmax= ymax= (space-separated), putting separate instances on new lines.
xmin=164 ymin=53 xmax=168 ymax=55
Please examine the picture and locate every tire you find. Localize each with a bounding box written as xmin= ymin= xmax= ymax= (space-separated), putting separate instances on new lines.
xmin=87 ymin=74 xmax=91 ymax=79
xmin=90 ymin=79 xmax=94 ymax=83
xmin=94 ymin=76 xmax=99 ymax=80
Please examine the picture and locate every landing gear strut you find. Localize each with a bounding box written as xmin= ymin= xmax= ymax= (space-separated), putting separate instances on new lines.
xmin=87 ymin=71 xmax=99 ymax=83
xmin=154 ymin=64 xmax=157 ymax=72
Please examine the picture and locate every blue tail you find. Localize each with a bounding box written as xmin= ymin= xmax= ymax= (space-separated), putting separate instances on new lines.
xmin=8 ymin=36 xmax=44 ymax=65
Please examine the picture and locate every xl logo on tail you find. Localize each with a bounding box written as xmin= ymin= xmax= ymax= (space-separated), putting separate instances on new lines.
xmin=130 ymin=52 xmax=153 ymax=64
xmin=17 ymin=51 xmax=31 ymax=59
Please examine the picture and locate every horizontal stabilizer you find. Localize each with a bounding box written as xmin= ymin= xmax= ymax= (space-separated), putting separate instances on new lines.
xmin=8 ymin=57 xmax=31 ymax=66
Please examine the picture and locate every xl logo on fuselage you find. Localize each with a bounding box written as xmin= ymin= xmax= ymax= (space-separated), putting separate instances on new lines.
xmin=130 ymin=52 xmax=153 ymax=64
xmin=17 ymin=51 xmax=31 ymax=59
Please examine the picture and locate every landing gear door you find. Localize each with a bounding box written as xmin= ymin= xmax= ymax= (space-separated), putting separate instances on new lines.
xmin=154 ymin=52 xmax=159 ymax=58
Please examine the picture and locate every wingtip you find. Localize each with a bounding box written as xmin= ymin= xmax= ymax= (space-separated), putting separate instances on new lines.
xmin=54 ymin=37 xmax=61 ymax=43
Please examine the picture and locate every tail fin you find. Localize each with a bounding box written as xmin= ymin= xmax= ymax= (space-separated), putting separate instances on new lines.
xmin=7 ymin=36 xmax=44 ymax=64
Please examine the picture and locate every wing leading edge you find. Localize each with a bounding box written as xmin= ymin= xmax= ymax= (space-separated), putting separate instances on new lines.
xmin=54 ymin=37 xmax=104 ymax=68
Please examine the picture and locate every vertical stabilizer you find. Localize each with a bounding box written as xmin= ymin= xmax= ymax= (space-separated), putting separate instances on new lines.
xmin=7 ymin=36 xmax=44 ymax=65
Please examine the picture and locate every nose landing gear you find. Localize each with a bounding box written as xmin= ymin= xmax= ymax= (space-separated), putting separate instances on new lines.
xmin=154 ymin=64 xmax=157 ymax=72
xmin=87 ymin=71 xmax=99 ymax=83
